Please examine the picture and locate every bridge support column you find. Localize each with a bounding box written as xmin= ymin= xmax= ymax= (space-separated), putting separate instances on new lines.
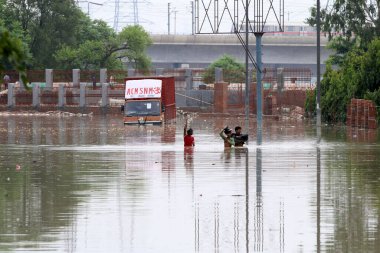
xmin=185 ymin=69 xmax=193 ymax=90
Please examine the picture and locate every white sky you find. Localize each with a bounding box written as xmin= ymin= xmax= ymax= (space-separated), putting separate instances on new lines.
xmin=78 ymin=0 xmax=328 ymax=35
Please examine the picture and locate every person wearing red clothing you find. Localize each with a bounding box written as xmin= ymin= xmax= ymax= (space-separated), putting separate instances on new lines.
xmin=184 ymin=119 xmax=195 ymax=147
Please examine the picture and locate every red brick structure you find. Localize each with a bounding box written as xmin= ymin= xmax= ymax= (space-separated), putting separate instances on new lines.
xmin=214 ymin=82 xmax=228 ymax=113
xmin=347 ymin=99 xmax=377 ymax=129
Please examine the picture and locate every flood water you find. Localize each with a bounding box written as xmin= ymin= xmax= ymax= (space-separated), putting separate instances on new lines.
xmin=0 ymin=114 xmax=379 ymax=253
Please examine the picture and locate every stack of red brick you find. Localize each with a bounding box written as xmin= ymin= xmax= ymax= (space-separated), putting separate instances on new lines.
xmin=347 ymin=99 xmax=377 ymax=129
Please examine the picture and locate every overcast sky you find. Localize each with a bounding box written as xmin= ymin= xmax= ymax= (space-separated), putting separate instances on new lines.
xmin=78 ymin=0 xmax=328 ymax=34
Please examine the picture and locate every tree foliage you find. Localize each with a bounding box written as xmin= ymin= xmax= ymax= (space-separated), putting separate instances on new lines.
xmin=306 ymin=1 xmax=380 ymax=123
xmin=55 ymin=24 xmax=152 ymax=70
xmin=307 ymin=39 xmax=380 ymax=123
xmin=0 ymin=25 xmax=27 ymax=85
xmin=307 ymin=0 xmax=380 ymax=64
xmin=0 ymin=1 xmax=152 ymax=70
xmin=202 ymin=54 xmax=245 ymax=84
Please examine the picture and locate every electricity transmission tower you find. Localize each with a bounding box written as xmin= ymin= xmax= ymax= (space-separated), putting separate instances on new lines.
xmin=114 ymin=0 xmax=145 ymax=32
xmin=114 ymin=0 xmax=120 ymax=32
xmin=195 ymin=0 xmax=284 ymax=145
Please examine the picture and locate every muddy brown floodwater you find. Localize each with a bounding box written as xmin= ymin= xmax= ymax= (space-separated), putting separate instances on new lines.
xmin=0 ymin=114 xmax=379 ymax=253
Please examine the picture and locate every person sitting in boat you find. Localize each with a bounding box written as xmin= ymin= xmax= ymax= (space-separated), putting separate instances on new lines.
xmin=219 ymin=127 xmax=235 ymax=148
xmin=232 ymin=126 xmax=248 ymax=147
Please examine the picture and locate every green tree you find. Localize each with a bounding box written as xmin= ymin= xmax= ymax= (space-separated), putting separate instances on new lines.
xmin=202 ymin=54 xmax=245 ymax=83
xmin=306 ymin=39 xmax=380 ymax=123
xmin=2 ymin=0 xmax=84 ymax=68
xmin=0 ymin=25 xmax=27 ymax=85
xmin=54 ymin=24 xmax=152 ymax=70
xmin=307 ymin=0 xmax=380 ymax=64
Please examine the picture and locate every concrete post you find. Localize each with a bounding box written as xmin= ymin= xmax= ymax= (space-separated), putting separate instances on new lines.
xmin=80 ymin=83 xmax=86 ymax=108
xmin=155 ymin=68 xmax=164 ymax=76
xmin=101 ymin=83 xmax=109 ymax=108
xmin=18 ymin=73 xmax=24 ymax=91
xmin=32 ymin=83 xmax=40 ymax=108
xmin=45 ymin=69 xmax=53 ymax=90
xmin=58 ymin=84 xmax=65 ymax=109
xmin=277 ymin=68 xmax=284 ymax=92
xmin=215 ymin=68 xmax=223 ymax=83
xmin=73 ymin=69 xmax=80 ymax=88
xmin=7 ymin=83 xmax=15 ymax=108
xmin=185 ymin=69 xmax=193 ymax=90
xmin=100 ymin=68 xmax=107 ymax=84
xmin=128 ymin=69 xmax=135 ymax=77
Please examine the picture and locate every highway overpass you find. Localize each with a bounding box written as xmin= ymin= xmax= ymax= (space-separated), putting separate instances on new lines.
xmin=147 ymin=34 xmax=332 ymax=76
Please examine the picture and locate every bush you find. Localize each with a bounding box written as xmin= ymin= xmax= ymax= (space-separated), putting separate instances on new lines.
xmin=202 ymin=54 xmax=245 ymax=84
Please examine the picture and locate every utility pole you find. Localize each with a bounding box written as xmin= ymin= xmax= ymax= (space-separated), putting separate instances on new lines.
xmin=173 ymin=9 xmax=178 ymax=34
xmin=133 ymin=0 xmax=139 ymax=25
xmin=168 ymin=3 xmax=171 ymax=35
xmin=245 ymin=0 xmax=249 ymax=139
xmin=316 ymin=0 xmax=321 ymax=127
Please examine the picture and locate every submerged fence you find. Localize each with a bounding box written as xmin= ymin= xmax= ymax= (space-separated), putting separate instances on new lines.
xmin=0 ymin=67 xmax=314 ymax=112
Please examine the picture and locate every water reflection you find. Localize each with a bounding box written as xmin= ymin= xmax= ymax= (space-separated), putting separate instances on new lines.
xmin=0 ymin=116 xmax=379 ymax=252
xmin=317 ymin=147 xmax=321 ymax=253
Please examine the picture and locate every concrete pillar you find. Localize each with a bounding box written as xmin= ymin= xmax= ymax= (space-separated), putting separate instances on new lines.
xmin=58 ymin=84 xmax=65 ymax=108
xmin=45 ymin=69 xmax=53 ymax=90
xmin=73 ymin=69 xmax=80 ymax=88
xmin=19 ymin=73 xmax=25 ymax=91
xmin=277 ymin=68 xmax=284 ymax=92
xmin=215 ymin=67 xmax=223 ymax=83
xmin=185 ymin=69 xmax=193 ymax=90
xmin=276 ymin=67 xmax=284 ymax=109
xmin=7 ymin=83 xmax=15 ymax=108
xmin=100 ymin=68 xmax=107 ymax=84
xmin=32 ymin=83 xmax=40 ymax=108
xmin=80 ymin=83 xmax=86 ymax=108
xmin=128 ymin=69 xmax=135 ymax=77
xmin=214 ymin=82 xmax=228 ymax=113
xmin=101 ymin=83 xmax=109 ymax=108
xmin=155 ymin=68 xmax=164 ymax=76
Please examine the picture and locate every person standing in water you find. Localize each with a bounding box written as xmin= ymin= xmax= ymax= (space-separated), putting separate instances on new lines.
xmin=232 ymin=126 xmax=248 ymax=147
xmin=219 ymin=127 xmax=235 ymax=148
xmin=184 ymin=117 xmax=195 ymax=147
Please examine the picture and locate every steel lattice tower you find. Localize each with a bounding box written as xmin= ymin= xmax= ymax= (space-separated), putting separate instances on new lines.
xmin=114 ymin=0 xmax=120 ymax=32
